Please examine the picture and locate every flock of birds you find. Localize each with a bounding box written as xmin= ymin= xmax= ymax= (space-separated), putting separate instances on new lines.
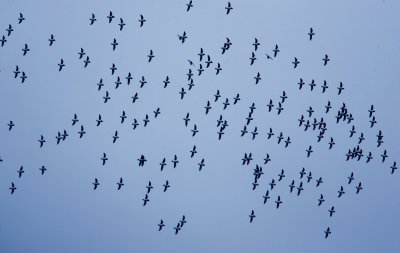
xmin=1 ymin=1 xmax=398 ymax=240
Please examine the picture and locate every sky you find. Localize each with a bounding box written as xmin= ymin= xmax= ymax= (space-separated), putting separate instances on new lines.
xmin=0 ymin=0 xmax=400 ymax=252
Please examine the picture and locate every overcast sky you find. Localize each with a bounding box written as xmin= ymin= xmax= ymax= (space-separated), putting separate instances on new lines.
xmin=1 ymin=0 xmax=400 ymax=252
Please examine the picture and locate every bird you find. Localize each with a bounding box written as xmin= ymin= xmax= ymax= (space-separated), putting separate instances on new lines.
xmin=22 ymin=43 xmax=30 ymax=56
xmin=180 ymin=215 xmax=187 ymax=227
xmin=225 ymin=2 xmax=233 ymax=14
xmin=163 ymin=76 xmax=170 ymax=88
xmin=214 ymin=90 xmax=221 ymax=102
xmin=142 ymin=194 xmax=150 ymax=206
xmin=18 ymin=13 xmax=25 ymax=24
xmin=154 ymin=108 xmax=161 ymax=118
xmin=0 ymin=35 xmax=7 ymax=47
xmin=337 ymin=186 xmax=345 ymax=198
xmin=275 ymin=196 xmax=282 ymax=208
xmin=178 ymin=31 xmax=187 ymax=43
xmin=115 ymin=77 xmax=122 ymax=89
xmin=190 ymin=145 xmax=197 ymax=158
xmin=205 ymin=55 xmax=213 ymax=67
xmin=117 ymin=178 xmax=124 ymax=190
xmin=328 ymin=206 xmax=335 ymax=217
xmin=39 ymin=166 xmax=47 ymax=175
xmin=143 ymin=114 xmax=150 ymax=127
xmin=111 ymin=38 xmax=118 ymax=51
xmin=78 ymin=48 xmax=85 ymax=59
xmin=308 ymin=27 xmax=315 ymax=40
xmin=110 ymin=63 xmax=117 ymax=75
xmin=93 ymin=178 xmax=100 ymax=190
xmin=251 ymin=127 xmax=258 ymax=140
xmin=318 ymin=194 xmax=325 ymax=206
xmin=348 ymin=172 xmax=354 ymax=184
xmin=147 ymin=50 xmax=155 ymax=62
xmin=174 ymin=223 xmax=181 ymax=235
xmin=72 ymin=114 xmax=79 ymax=125
xmin=179 ymin=88 xmax=186 ymax=100
xmin=280 ymin=91 xmax=288 ymax=103
xmin=198 ymin=48 xmax=205 ymax=61
xmin=205 ymin=101 xmax=212 ymax=114
xmin=222 ymin=98 xmax=230 ymax=110
xmin=7 ymin=121 xmax=15 ymax=131
xmin=183 ymin=113 xmax=190 ymax=126
xmin=163 ymin=181 xmax=170 ymax=192
xmin=146 ymin=181 xmax=153 ymax=194
xmin=322 ymin=54 xmax=330 ymax=66
xmin=13 ymin=65 xmax=20 ymax=78
xmin=233 ymin=93 xmax=240 ymax=104
xmin=185 ymin=0 xmax=194 ymax=11
xmin=299 ymin=168 xmax=306 ymax=179
xmin=190 ymin=123 xmax=198 ymax=136
xmin=337 ymin=82 xmax=344 ymax=95
xmin=131 ymin=92 xmax=139 ymax=103
xmin=38 ymin=135 xmax=46 ymax=148
xmin=138 ymin=15 xmax=146 ymax=27
xmin=97 ymin=78 xmax=104 ymax=91
xmin=101 ymin=153 xmax=108 ymax=166
xmin=278 ymin=169 xmax=285 ymax=181
xmin=55 ymin=132 xmax=62 ymax=144
xmin=381 ymin=150 xmax=388 ymax=163
xmin=298 ymin=78 xmax=305 ymax=90
xmin=78 ymin=125 xmax=86 ymax=138
xmin=297 ymin=182 xmax=304 ymax=196
xmin=391 ymin=162 xmax=397 ymax=174
xmin=253 ymin=38 xmax=260 ymax=51
xmin=267 ymin=99 xmax=274 ymax=112
xmin=17 ymin=166 xmax=24 ymax=178
xmin=96 ymin=114 xmax=103 ymax=126
xmin=325 ymin=101 xmax=332 ymax=113
xmin=158 ymin=220 xmax=165 ymax=231
xmin=292 ymin=57 xmax=300 ymax=68
xmin=368 ymin=105 xmax=375 ymax=118
xmin=254 ymin=72 xmax=261 ymax=84
xmin=171 ymin=155 xmax=179 ymax=168
xmin=103 ymin=91 xmax=111 ymax=103
xmin=89 ymin=13 xmax=96 ymax=25
xmin=215 ymin=63 xmax=222 ymax=74
xmin=249 ymin=210 xmax=255 ymax=223
xmin=328 ymin=137 xmax=335 ymax=149
xmin=58 ymin=59 xmax=65 ymax=71
xmin=263 ymin=190 xmax=270 ymax=204
xmin=160 ymin=158 xmax=167 ymax=171
xmin=6 ymin=24 xmax=13 ymax=36
xmin=120 ymin=111 xmax=127 ymax=123
xmin=316 ymin=177 xmax=323 ymax=187
xmin=9 ymin=182 xmax=16 ymax=194
xmin=48 ymin=34 xmax=55 ymax=46
xmin=273 ymin=44 xmax=279 ymax=57
xmin=84 ymin=56 xmax=90 ymax=68
xmin=107 ymin=11 xmax=115 ymax=23
xmin=249 ymin=52 xmax=256 ymax=65
xmin=118 ymin=18 xmax=126 ymax=31
xmin=198 ymin=159 xmax=205 ymax=171
xmin=306 ymin=145 xmax=313 ymax=157
xmin=324 ymin=227 xmax=331 ymax=238
xmin=356 ymin=182 xmax=363 ymax=194
xmin=321 ymin=80 xmax=328 ymax=93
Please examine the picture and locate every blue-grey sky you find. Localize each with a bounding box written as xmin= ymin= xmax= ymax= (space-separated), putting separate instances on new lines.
xmin=1 ymin=0 xmax=400 ymax=252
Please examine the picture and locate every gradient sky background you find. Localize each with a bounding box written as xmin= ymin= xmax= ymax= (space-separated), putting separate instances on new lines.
xmin=1 ymin=0 xmax=400 ymax=252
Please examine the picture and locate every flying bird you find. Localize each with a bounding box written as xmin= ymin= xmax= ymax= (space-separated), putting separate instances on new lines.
xmin=322 ymin=54 xmax=330 ymax=66
xmin=93 ymin=178 xmax=100 ymax=190
xmin=138 ymin=15 xmax=146 ymax=27
xmin=225 ymin=2 xmax=233 ymax=14
xmin=89 ymin=13 xmax=97 ymax=25
xmin=308 ymin=27 xmax=315 ymax=40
